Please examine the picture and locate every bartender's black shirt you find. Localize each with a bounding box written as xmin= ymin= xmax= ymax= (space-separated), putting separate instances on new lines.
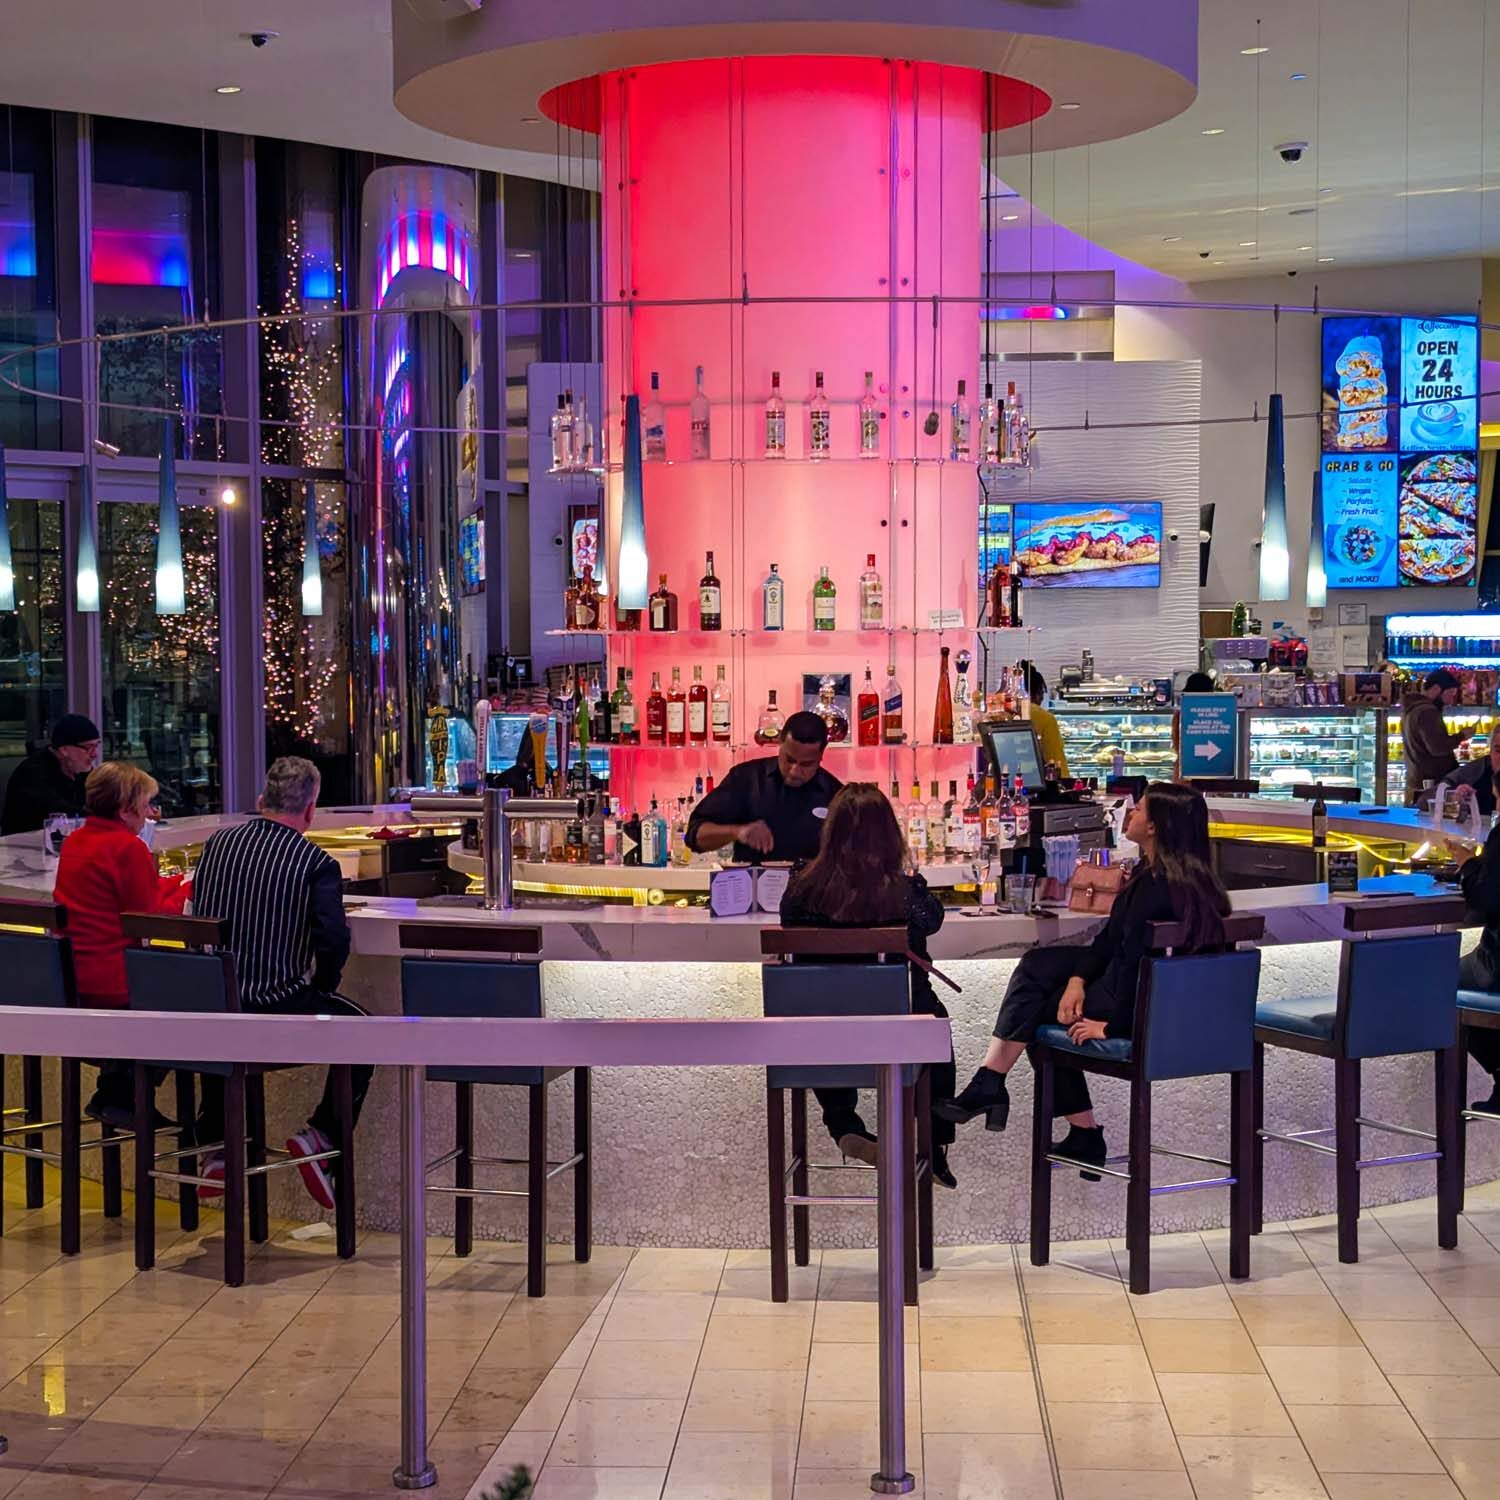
xmin=686 ymin=755 xmax=842 ymax=864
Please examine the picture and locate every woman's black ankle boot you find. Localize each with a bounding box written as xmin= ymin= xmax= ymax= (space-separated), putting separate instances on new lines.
xmin=935 ymin=1068 xmax=1009 ymax=1132
xmin=1054 ymin=1124 xmax=1107 ymax=1181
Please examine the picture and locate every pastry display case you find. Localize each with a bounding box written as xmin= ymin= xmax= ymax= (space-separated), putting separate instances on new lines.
xmin=1052 ymin=708 xmax=1176 ymax=781
xmin=1240 ymin=707 xmax=1387 ymax=803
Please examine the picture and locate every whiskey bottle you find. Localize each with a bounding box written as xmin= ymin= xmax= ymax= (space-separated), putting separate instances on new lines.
xmin=813 ymin=565 xmax=836 ymax=632
xmin=648 ymin=573 xmax=678 ymax=632
xmin=666 ymin=666 xmax=687 ymax=747
xmin=765 ymin=371 xmax=786 ymax=458
xmin=809 ymin=371 xmax=830 ymax=460
xmin=856 ymin=665 xmax=880 ymax=747
xmin=882 ymin=664 xmax=904 ymax=745
xmin=687 ymin=664 xmax=709 ymax=744
xmin=572 ymin=564 xmax=600 ymax=630
xmin=613 ymin=667 xmax=637 ymax=745
xmin=699 ymin=550 xmax=722 ymax=631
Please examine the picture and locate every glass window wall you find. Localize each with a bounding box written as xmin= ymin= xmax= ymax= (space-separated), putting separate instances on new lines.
xmin=0 ymin=498 xmax=65 ymax=789
xmin=0 ymin=106 xmax=60 ymax=450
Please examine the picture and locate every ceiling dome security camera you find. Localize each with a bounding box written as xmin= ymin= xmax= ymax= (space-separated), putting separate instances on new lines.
xmin=1276 ymin=141 xmax=1310 ymax=164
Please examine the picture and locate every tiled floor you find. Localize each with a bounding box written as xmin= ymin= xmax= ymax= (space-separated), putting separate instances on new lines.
xmin=3 ymin=1164 xmax=1500 ymax=1500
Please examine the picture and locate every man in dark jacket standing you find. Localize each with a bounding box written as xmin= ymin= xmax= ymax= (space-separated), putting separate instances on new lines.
xmin=1401 ymin=669 xmax=1465 ymax=805
xmin=0 ymin=715 xmax=100 ymax=834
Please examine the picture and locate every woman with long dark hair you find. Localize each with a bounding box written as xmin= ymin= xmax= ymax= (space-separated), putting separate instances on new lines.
xmin=937 ymin=780 xmax=1230 ymax=1173
xmin=780 ymin=782 xmax=959 ymax=1188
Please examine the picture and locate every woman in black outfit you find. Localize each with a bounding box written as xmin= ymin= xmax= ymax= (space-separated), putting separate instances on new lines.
xmin=937 ymin=781 xmax=1230 ymax=1173
xmin=780 ymin=782 xmax=959 ymax=1188
xmin=1444 ymin=778 xmax=1500 ymax=1114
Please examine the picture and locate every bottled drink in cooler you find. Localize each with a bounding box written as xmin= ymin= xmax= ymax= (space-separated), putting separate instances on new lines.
xmin=932 ymin=644 xmax=954 ymax=744
xmin=688 ymin=665 xmax=708 ymax=743
xmin=859 ymin=554 xmax=883 ymax=630
xmin=813 ymin=565 xmax=836 ymax=631
xmin=699 ymin=550 xmax=722 ymax=631
xmin=690 ymin=365 xmax=711 ymax=460
xmin=859 ymin=370 xmax=881 ymax=458
xmin=643 ymin=371 xmax=667 ymax=461
xmin=755 ymin=688 xmax=785 ymax=746
xmin=882 ymin=665 xmax=904 ymax=744
xmin=809 ymin=371 xmax=830 ymax=460
xmin=711 ymin=664 xmax=732 ymax=744
xmin=765 ymin=371 xmax=786 ymax=458
xmin=762 ymin=562 xmax=785 ymax=631
xmin=666 ymin=667 xmax=687 ymax=747
xmin=857 ymin=665 xmax=880 ymax=746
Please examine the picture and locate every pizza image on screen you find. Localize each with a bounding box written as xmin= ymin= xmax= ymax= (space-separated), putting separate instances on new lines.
xmin=1399 ymin=535 xmax=1476 ymax=586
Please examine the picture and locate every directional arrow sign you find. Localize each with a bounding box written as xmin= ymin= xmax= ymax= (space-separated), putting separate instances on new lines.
xmin=1179 ymin=693 xmax=1239 ymax=779
xmin=1194 ymin=739 xmax=1223 ymax=762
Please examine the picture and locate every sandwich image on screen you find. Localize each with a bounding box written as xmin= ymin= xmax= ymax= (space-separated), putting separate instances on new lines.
xmin=1012 ymin=502 xmax=1163 ymax=588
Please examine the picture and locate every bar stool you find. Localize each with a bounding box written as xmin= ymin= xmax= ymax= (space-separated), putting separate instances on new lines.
xmin=1028 ymin=912 xmax=1266 ymax=1295
xmin=398 ymin=921 xmax=590 ymax=1299
xmin=760 ymin=927 xmax=934 ymax=1306
xmin=1451 ymin=985 xmax=1500 ymax=1212
xmin=124 ymin=913 xmax=358 ymax=1287
xmin=1253 ymin=896 xmax=1467 ymax=1264
xmin=0 ymin=899 xmax=127 ymax=1251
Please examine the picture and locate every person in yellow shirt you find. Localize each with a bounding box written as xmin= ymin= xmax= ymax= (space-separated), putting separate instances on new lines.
xmin=1021 ymin=663 xmax=1069 ymax=779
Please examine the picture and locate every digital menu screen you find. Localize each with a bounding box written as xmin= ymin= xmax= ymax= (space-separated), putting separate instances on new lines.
xmin=1320 ymin=314 xmax=1478 ymax=589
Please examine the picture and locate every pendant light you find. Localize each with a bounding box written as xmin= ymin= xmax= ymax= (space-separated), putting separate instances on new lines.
xmin=616 ymin=393 xmax=649 ymax=611
xmin=301 ymin=481 xmax=323 ymax=616
xmin=1305 ymin=465 xmax=1327 ymax=609
xmin=155 ymin=416 xmax=185 ymax=615
xmin=1258 ymin=392 xmax=1291 ymax=602
xmin=76 ymin=465 xmax=99 ymax=612
xmin=0 ymin=442 xmax=14 ymax=613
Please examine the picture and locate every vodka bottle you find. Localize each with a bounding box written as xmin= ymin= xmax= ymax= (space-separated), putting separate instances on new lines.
xmin=950 ymin=378 xmax=971 ymax=461
xmin=999 ymin=381 xmax=1014 ymax=461
xmin=906 ymin=779 xmax=929 ymax=864
xmin=808 ymin=371 xmax=831 ymax=460
xmin=954 ymin=648 xmax=974 ymax=741
xmin=813 ymin=565 xmax=836 ymax=631
xmin=979 ymin=382 xmax=1001 ymax=464
xmin=755 ymin=688 xmax=785 ymax=746
xmin=859 ymin=553 xmax=883 ymax=630
xmin=666 ymin=667 xmax=687 ymax=747
xmin=856 ymin=665 xmax=880 ymax=746
xmin=944 ymin=779 xmax=965 ymax=858
xmin=711 ymin=664 xmax=732 ymax=744
xmin=690 ymin=364 xmax=711 ymax=460
xmin=550 ymin=393 xmax=572 ymax=470
xmin=762 ymin=562 xmax=785 ymax=631
xmin=643 ymin=371 xmax=667 ymax=461
xmin=575 ymin=392 xmax=594 ymax=468
xmin=765 ymin=371 xmax=786 ymax=458
xmin=1007 ymin=381 xmax=1027 ymax=459
xmin=688 ymin=665 xmax=708 ymax=744
xmin=859 ymin=370 xmax=880 ymax=458
xmin=882 ymin=664 xmax=904 ymax=745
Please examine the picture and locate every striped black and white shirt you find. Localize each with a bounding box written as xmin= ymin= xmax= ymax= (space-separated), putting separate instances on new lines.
xmin=190 ymin=817 xmax=350 ymax=1007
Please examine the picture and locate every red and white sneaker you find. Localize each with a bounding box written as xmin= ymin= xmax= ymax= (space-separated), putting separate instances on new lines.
xmin=286 ymin=1128 xmax=336 ymax=1211
xmin=198 ymin=1153 xmax=225 ymax=1201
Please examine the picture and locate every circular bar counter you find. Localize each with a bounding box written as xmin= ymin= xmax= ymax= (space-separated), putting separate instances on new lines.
xmin=0 ymin=798 xmax=1488 ymax=1249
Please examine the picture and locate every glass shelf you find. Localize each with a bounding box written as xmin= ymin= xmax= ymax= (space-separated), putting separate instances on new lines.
xmin=600 ymin=739 xmax=977 ymax=752
xmin=547 ymin=627 xmax=982 ymax=640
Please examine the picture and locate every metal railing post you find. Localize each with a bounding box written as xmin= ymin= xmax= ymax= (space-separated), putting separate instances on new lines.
xmin=482 ymin=785 xmax=512 ymax=911
xmin=394 ymin=1063 xmax=436 ymax=1490
xmin=871 ymin=1060 xmax=914 ymax=1495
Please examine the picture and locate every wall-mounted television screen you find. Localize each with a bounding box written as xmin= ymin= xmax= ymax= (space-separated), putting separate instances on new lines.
xmin=459 ymin=507 xmax=484 ymax=594
xmin=1012 ymin=501 xmax=1163 ymax=589
xmin=1319 ymin=314 xmax=1478 ymax=589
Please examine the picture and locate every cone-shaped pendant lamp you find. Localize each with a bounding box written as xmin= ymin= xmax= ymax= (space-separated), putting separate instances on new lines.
xmin=616 ymin=394 xmax=649 ymax=611
xmin=0 ymin=442 xmax=14 ymax=613
xmin=300 ymin=481 xmax=323 ymax=616
xmin=76 ymin=465 xmax=99 ymax=613
xmin=1305 ymin=465 xmax=1327 ymax=609
xmin=1258 ymin=393 xmax=1291 ymax=602
xmin=155 ymin=417 xmax=185 ymax=615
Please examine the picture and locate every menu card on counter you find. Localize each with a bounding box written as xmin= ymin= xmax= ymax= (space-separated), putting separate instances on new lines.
xmin=1326 ymin=850 xmax=1360 ymax=896
xmin=707 ymin=865 xmax=793 ymax=918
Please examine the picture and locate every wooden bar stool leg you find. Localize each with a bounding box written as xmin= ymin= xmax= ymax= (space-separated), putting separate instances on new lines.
xmin=767 ymin=1086 xmax=788 ymax=1304
xmin=223 ymin=1068 xmax=247 ymax=1288
xmin=1029 ymin=1054 xmax=1055 ymax=1267
xmin=133 ymin=1064 xmax=156 ymax=1272
xmin=1126 ymin=1080 xmax=1152 ymax=1296
xmin=1251 ymin=1043 xmax=1266 ymax=1235
xmin=60 ymin=1059 xmax=80 ymax=1256
xmin=22 ymin=1056 xmax=44 ymax=1209
xmin=333 ymin=1065 xmax=356 ymax=1261
xmin=1334 ymin=1055 xmax=1361 ymax=1264
xmin=916 ymin=1068 xmax=934 ymax=1273
xmin=901 ymin=1084 xmax=917 ymax=1307
xmin=527 ymin=1083 xmax=548 ymax=1298
xmin=101 ymin=1123 xmax=122 ymax=1219
xmin=174 ymin=1073 xmax=198 ymax=1233
xmin=246 ymin=1075 xmax=269 ymax=1245
xmin=1435 ymin=1044 xmax=1461 ymax=1251
xmin=454 ymin=1082 xmax=474 ymax=1258
xmin=790 ymin=1090 xmax=810 ymax=1269
xmin=1229 ymin=1066 xmax=1254 ymax=1281
xmin=573 ymin=1068 xmax=591 ymax=1265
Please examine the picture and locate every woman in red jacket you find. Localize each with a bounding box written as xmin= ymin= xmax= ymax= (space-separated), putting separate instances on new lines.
xmin=54 ymin=762 xmax=189 ymax=1124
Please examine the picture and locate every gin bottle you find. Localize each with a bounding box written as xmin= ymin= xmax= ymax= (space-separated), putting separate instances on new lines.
xmin=762 ymin=562 xmax=785 ymax=631
xmin=813 ymin=565 xmax=836 ymax=632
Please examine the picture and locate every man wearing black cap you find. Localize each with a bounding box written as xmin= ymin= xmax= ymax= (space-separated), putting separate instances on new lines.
xmin=687 ymin=712 xmax=841 ymax=863
xmin=1 ymin=715 xmax=100 ymax=835
xmin=1401 ymin=669 xmax=1466 ymax=805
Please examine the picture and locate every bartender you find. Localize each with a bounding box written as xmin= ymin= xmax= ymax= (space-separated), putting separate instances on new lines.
xmin=687 ymin=712 xmax=841 ymax=863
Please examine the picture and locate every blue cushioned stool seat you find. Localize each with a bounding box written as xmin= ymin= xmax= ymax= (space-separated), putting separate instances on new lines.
xmin=1033 ymin=1024 xmax=1133 ymax=1063
xmin=1459 ymin=989 xmax=1500 ymax=1016
xmin=1255 ymin=996 xmax=1335 ymax=1042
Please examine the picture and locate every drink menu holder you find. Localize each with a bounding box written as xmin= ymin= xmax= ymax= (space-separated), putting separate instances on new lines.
xmin=708 ymin=864 xmax=794 ymax=918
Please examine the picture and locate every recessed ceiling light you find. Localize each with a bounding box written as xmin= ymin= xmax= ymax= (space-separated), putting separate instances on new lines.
xmin=1296 ymin=244 xmax=1313 ymax=251
xmin=1001 ymin=213 xmax=1020 ymax=221
xmin=1318 ymin=187 xmax=1334 ymax=195
xmin=1202 ymin=128 xmax=1226 ymax=136
xmin=1240 ymin=45 xmax=1270 ymax=55
xmin=1290 ymin=72 xmax=1308 ymax=81
xmin=1162 ymin=235 xmax=1182 ymax=242
xmin=1317 ymin=255 xmax=1335 ymax=262
xmin=1058 ymin=101 xmax=1082 ymax=110
xmin=216 ymin=85 xmax=242 ymax=95
xmin=1238 ymin=240 xmax=1257 ymax=247
xmin=1213 ymin=260 xmax=1225 ymax=265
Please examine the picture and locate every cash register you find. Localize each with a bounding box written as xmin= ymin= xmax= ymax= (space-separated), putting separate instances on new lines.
xmin=978 ymin=718 xmax=1111 ymax=869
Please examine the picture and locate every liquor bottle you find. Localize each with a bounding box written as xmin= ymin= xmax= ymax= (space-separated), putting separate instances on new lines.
xmin=998 ymin=776 xmax=1017 ymax=849
xmin=932 ymin=644 xmax=954 ymax=744
xmin=575 ymin=682 xmax=592 ymax=758
xmin=711 ymin=664 xmax=732 ymax=744
xmin=564 ymin=573 xmax=579 ymax=631
xmin=649 ymin=573 xmax=678 ymax=631
xmin=859 ymin=554 xmax=883 ymax=630
xmin=1013 ymin=774 xmax=1030 ymax=842
xmin=641 ymin=796 xmax=668 ymax=867
xmin=614 ymin=667 xmax=637 ymax=745
xmin=604 ymin=797 xmax=621 ymax=865
xmin=593 ymin=673 xmax=614 ymax=743
xmin=550 ymin=392 xmax=571 ymax=470
xmin=944 ymin=779 xmax=964 ymax=858
xmin=765 ymin=371 xmax=786 ymax=458
xmin=699 ymin=550 xmax=722 ymax=631
xmin=859 ymin=371 xmax=880 ymax=458
xmin=572 ymin=564 xmax=601 ymax=630
xmin=813 ymin=565 xmax=836 ymax=632
xmin=762 ymin=562 xmax=785 ymax=631
xmin=813 ymin=679 xmax=849 ymax=743
xmin=954 ymin=648 xmax=974 ymax=741
xmin=882 ymin=664 xmax=904 ymax=745
xmin=688 ymin=664 xmax=709 ymax=744
xmin=666 ymin=666 xmax=687 ymax=747
xmin=646 ymin=670 xmax=667 ymax=744
xmin=856 ymin=665 xmax=880 ymax=746
xmin=986 ymin=561 xmax=1012 ymax=628
xmin=979 ymin=775 xmax=999 ymax=855
xmin=1007 ymin=381 xmax=1027 ymax=460
xmin=586 ymin=794 xmax=606 ymax=864
xmin=963 ymin=772 xmax=983 ymax=856
xmin=621 ymin=804 xmax=642 ymax=866
xmin=927 ymin=781 xmax=945 ymax=856
xmin=1312 ymin=790 xmax=1328 ymax=849
xmin=643 ymin=371 xmax=667 ymax=461
xmin=1013 ymin=661 xmax=1031 ymax=720
xmin=808 ymin=371 xmax=831 ymax=460
xmin=574 ymin=392 xmax=594 ymax=469
xmin=690 ymin=365 xmax=711 ymax=460
xmin=906 ymin=779 xmax=929 ymax=863
xmin=950 ymin=378 xmax=971 ymax=461
xmin=564 ymin=804 xmax=586 ymax=863
xmin=755 ymin=688 xmax=785 ymax=746
xmin=979 ymin=382 xmax=1001 ymax=464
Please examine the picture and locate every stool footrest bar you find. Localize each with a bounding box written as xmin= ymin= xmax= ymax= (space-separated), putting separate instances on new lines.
xmin=1258 ymin=1128 xmax=1337 ymax=1156
xmin=1354 ymin=1116 xmax=1436 ymax=1144
xmin=785 ymin=1192 xmax=880 ymax=1208
xmin=1046 ymin=1153 xmax=1131 ymax=1180
xmin=1150 ymin=1146 xmax=1231 ymax=1168
xmin=1149 ymin=1174 xmax=1236 ymax=1196
xmin=1357 ymin=1149 xmax=1442 ymax=1170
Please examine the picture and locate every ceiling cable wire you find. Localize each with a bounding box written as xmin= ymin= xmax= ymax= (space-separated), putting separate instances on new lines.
xmin=1253 ymin=17 xmax=1263 ymax=266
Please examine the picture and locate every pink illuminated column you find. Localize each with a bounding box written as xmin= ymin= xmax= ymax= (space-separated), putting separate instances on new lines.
xmin=561 ymin=58 xmax=1014 ymax=805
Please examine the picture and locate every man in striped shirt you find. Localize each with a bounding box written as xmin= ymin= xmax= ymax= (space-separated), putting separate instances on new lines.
xmin=190 ymin=756 xmax=372 ymax=1208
